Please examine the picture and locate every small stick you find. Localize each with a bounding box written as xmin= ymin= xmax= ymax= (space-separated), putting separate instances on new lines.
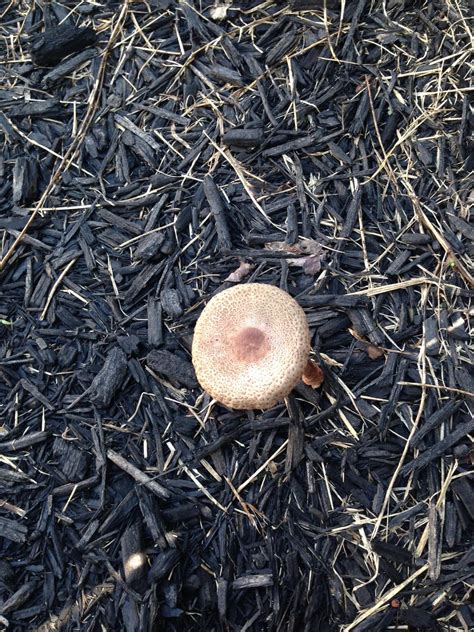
xmin=40 ymin=258 xmax=77 ymax=320
xmin=107 ymin=449 xmax=170 ymax=500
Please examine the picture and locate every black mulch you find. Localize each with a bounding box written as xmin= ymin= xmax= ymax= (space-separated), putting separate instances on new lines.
xmin=1 ymin=1 xmax=473 ymax=630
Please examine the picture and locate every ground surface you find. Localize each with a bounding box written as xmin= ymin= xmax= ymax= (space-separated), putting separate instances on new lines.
xmin=0 ymin=1 xmax=473 ymax=631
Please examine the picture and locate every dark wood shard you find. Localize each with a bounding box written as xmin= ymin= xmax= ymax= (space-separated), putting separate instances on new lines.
xmin=410 ymin=401 xmax=462 ymax=448
xmin=0 ymin=430 xmax=50 ymax=452
xmin=133 ymin=232 xmax=165 ymax=261
xmin=232 ymin=573 xmax=273 ymax=590
xmin=41 ymin=48 xmax=97 ymax=88
xmin=121 ymin=522 xmax=147 ymax=592
xmin=20 ymin=378 xmax=54 ymax=410
xmin=117 ymin=334 xmax=140 ymax=355
xmin=0 ymin=581 xmax=36 ymax=614
xmin=399 ymin=607 xmax=440 ymax=629
xmin=222 ymin=128 xmax=264 ymax=148
xmin=203 ymin=175 xmax=232 ymax=252
xmin=125 ymin=263 xmax=164 ymax=305
xmin=0 ymin=516 xmax=28 ymax=543
xmin=29 ymin=24 xmax=97 ymax=66
xmin=89 ymin=347 xmax=128 ymax=407
xmin=12 ymin=157 xmax=38 ymax=204
xmin=202 ymin=62 xmax=245 ymax=87
xmin=7 ymin=98 xmax=60 ymax=118
xmin=451 ymin=477 xmax=474 ymax=521
xmin=53 ymin=437 xmax=89 ymax=480
xmin=146 ymin=349 xmax=197 ymax=389
xmin=148 ymin=549 xmax=180 ymax=582
xmin=401 ymin=418 xmax=474 ymax=476
xmin=147 ymin=297 xmax=163 ymax=347
xmin=160 ymin=288 xmax=183 ymax=319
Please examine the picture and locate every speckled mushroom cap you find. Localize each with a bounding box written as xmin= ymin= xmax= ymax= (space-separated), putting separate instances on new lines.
xmin=192 ymin=283 xmax=311 ymax=409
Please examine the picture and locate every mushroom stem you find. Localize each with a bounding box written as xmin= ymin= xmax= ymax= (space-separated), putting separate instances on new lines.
xmin=302 ymin=359 xmax=324 ymax=388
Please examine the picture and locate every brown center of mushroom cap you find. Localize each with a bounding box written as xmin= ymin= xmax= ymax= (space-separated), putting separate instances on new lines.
xmin=231 ymin=327 xmax=270 ymax=363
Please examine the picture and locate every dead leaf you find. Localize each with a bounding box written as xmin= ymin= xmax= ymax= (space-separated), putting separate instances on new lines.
xmin=366 ymin=344 xmax=385 ymax=360
xmin=349 ymin=328 xmax=385 ymax=359
xmin=267 ymin=461 xmax=278 ymax=476
xmin=210 ymin=1 xmax=232 ymax=20
xmin=225 ymin=261 xmax=254 ymax=283
xmin=283 ymin=254 xmax=322 ymax=275
xmin=302 ymin=254 xmax=322 ymax=275
xmin=265 ymin=238 xmax=322 ymax=256
xmin=302 ymin=360 xmax=324 ymax=388
xmin=349 ymin=328 xmax=365 ymax=343
xmin=265 ymin=239 xmax=324 ymax=275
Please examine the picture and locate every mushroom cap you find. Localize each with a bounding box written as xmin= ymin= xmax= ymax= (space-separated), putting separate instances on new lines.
xmin=192 ymin=283 xmax=311 ymax=409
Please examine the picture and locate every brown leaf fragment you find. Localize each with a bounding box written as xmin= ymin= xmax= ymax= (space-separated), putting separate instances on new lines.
xmin=264 ymin=239 xmax=324 ymax=275
xmin=225 ymin=261 xmax=254 ymax=283
xmin=283 ymin=254 xmax=322 ymax=275
xmin=350 ymin=328 xmax=385 ymax=359
xmin=302 ymin=255 xmax=322 ymax=275
xmin=302 ymin=360 xmax=324 ymax=388
xmin=367 ymin=344 xmax=385 ymax=360
xmin=265 ymin=238 xmax=322 ymax=256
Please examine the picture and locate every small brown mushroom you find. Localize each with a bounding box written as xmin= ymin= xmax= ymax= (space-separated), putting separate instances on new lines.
xmin=192 ymin=283 xmax=311 ymax=409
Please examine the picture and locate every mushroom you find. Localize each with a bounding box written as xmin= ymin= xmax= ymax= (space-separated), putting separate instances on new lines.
xmin=192 ymin=283 xmax=313 ymax=409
